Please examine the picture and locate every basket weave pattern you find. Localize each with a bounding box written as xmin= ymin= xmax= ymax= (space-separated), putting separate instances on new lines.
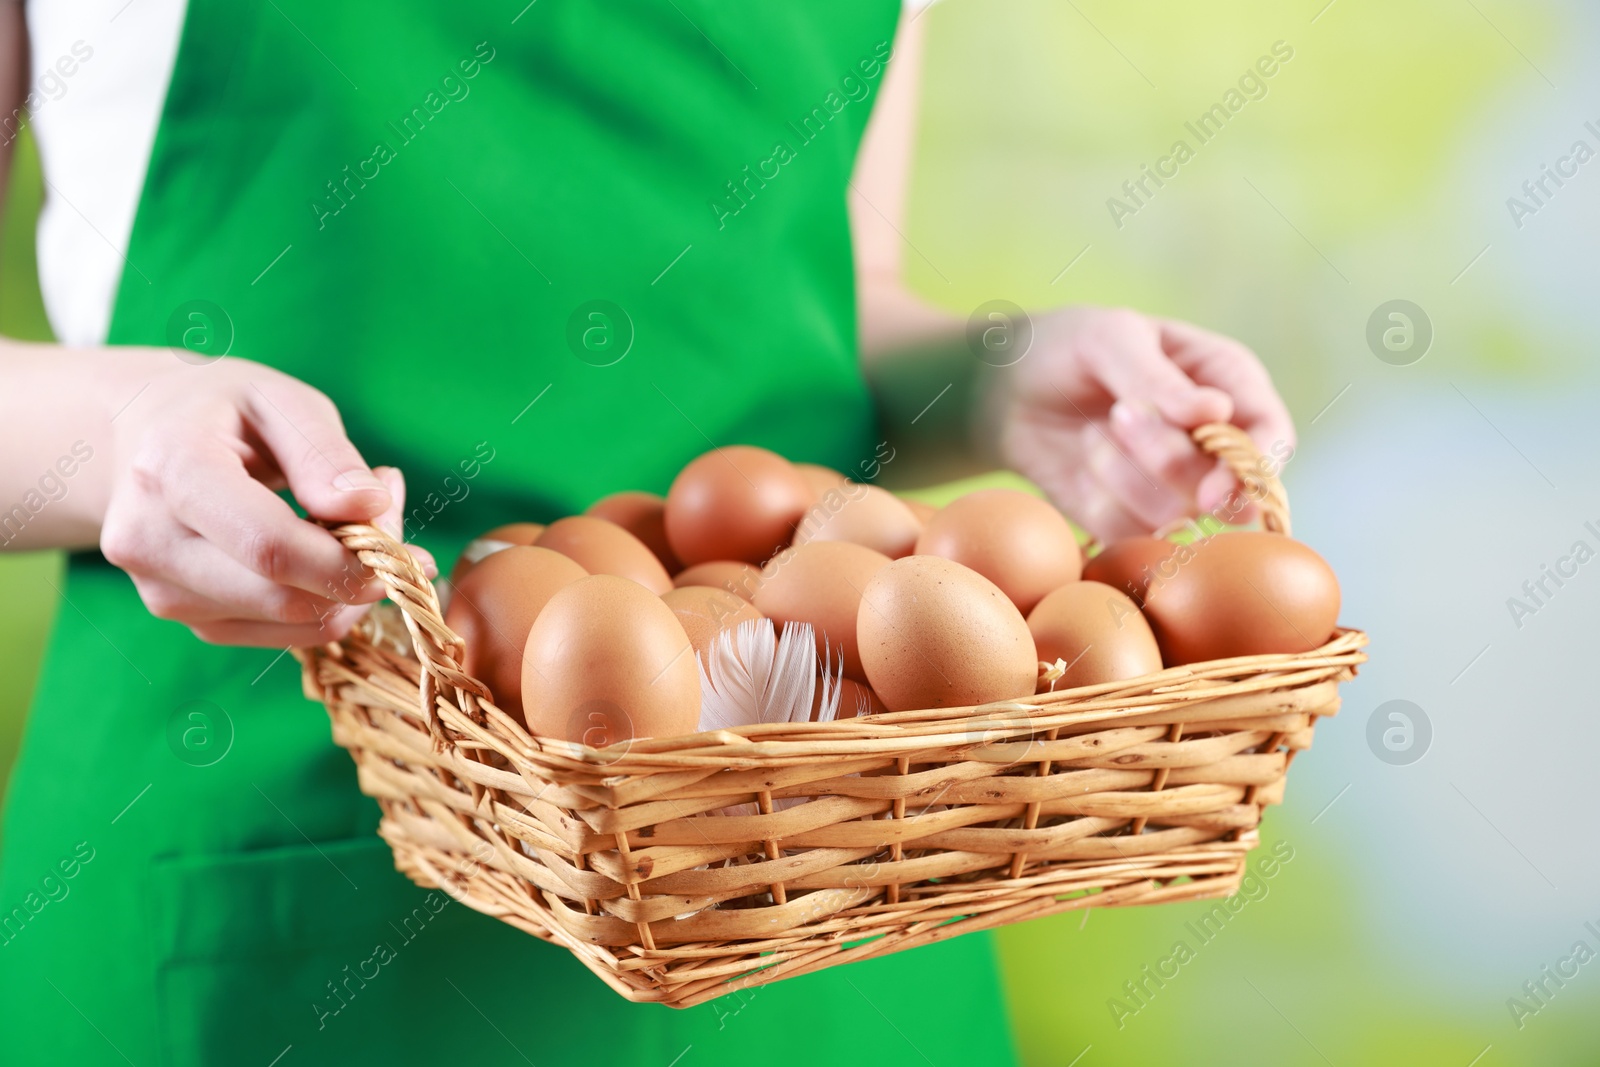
xmin=297 ymin=425 xmax=1366 ymax=1008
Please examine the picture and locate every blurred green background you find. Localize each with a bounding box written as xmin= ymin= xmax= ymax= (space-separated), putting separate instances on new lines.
xmin=0 ymin=127 xmax=59 ymax=816
xmin=904 ymin=2 xmax=1600 ymax=1065
xmin=5 ymin=1 xmax=1598 ymax=1064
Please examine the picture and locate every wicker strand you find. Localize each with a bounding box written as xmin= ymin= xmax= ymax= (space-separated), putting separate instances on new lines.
xmin=1009 ymin=724 xmax=1063 ymax=879
xmin=1192 ymin=421 xmax=1291 ymax=535
xmin=756 ymin=790 xmax=787 ymax=906
xmin=1231 ymin=728 xmax=1288 ymax=842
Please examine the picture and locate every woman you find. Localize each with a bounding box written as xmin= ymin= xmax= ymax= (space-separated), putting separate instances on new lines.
xmin=0 ymin=2 xmax=1293 ymax=1064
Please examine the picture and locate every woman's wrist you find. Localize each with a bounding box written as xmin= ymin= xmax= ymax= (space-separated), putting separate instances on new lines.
xmin=0 ymin=337 xmax=173 ymax=550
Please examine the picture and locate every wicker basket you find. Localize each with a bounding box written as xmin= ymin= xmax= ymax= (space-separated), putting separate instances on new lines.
xmin=296 ymin=424 xmax=1367 ymax=1008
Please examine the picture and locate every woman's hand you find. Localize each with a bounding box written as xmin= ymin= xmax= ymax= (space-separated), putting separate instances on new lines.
xmin=995 ymin=306 xmax=1296 ymax=543
xmin=95 ymin=353 xmax=434 ymax=647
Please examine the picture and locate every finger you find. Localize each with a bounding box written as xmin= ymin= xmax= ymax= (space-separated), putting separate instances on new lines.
xmin=1157 ymin=318 xmax=1293 ymax=515
xmin=128 ymin=573 xmax=236 ymax=626
xmin=190 ymin=603 xmax=370 ymax=649
xmin=1054 ymin=465 xmax=1155 ymax=544
xmin=371 ymin=466 xmax=438 ymax=579
xmin=1156 ymin=318 xmax=1296 ymax=455
xmin=104 ymin=493 xmax=353 ymax=620
xmin=1086 ymin=429 xmax=1192 ymax=530
xmin=162 ymin=444 xmax=385 ymax=603
xmin=134 ymin=527 xmax=346 ymax=624
xmin=133 ymin=575 xmax=339 ymax=626
xmin=1082 ymin=311 xmax=1234 ymax=429
xmin=244 ymin=377 xmax=391 ymax=523
xmin=1197 ymin=461 xmax=1259 ymax=523
xmin=1107 ymin=399 xmax=1217 ymax=501
xmin=372 ymin=465 xmax=406 ymax=541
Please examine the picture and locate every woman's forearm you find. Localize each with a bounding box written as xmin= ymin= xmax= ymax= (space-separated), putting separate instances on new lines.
xmin=0 ymin=336 xmax=159 ymax=551
xmin=856 ymin=272 xmax=961 ymax=363
xmin=851 ymin=12 xmax=960 ymax=366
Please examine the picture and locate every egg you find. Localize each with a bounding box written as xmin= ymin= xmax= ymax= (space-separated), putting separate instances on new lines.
xmin=1140 ymin=530 xmax=1341 ymax=665
xmin=795 ymin=463 xmax=850 ymax=500
xmin=661 ymin=585 xmax=764 ymax=661
xmin=664 ymin=445 xmax=813 ymax=565
xmin=480 ymin=521 xmax=547 ymax=544
xmin=1081 ymin=537 xmax=1178 ymax=606
xmin=857 ymin=555 xmax=1038 ymax=712
xmin=753 ymin=541 xmax=891 ymax=682
xmin=442 ymin=546 xmax=587 ymax=722
xmin=812 ymin=676 xmax=887 ymax=721
xmin=792 ymin=484 xmax=922 ymax=559
xmin=521 ymin=575 xmax=702 ymax=746
xmin=1026 ymin=581 xmax=1163 ymax=691
xmin=451 ymin=522 xmax=546 ymax=582
xmin=585 ymin=490 xmax=682 ymax=574
xmin=913 ymin=488 xmax=1082 ymax=614
xmin=901 ymin=498 xmax=938 ymax=523
xmin=534 ymin=515 xmax=672 ymax=595
xmin=672 ymin=560 xmax=764 ymax=602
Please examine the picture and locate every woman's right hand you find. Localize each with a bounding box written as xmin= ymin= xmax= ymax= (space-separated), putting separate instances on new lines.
xmin=93 ymin=353 xmax=435 ymax=647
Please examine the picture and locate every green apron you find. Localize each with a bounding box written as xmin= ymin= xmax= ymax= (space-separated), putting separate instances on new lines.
xmin=0 ymin=3 xmax=1018 ymax=1064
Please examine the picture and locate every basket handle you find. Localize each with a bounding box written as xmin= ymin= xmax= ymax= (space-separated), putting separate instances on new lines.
xmin=319 ymin=524 xmax=488 ymax=738
xmin=1188 ymin=422 xmax=1291 ymax=536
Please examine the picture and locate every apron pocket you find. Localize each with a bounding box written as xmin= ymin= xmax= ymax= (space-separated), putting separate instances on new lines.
xmin=145 ymin=837 xmax=471 ymax=1067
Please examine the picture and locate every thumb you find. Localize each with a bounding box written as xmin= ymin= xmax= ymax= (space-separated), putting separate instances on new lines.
xmin=245 ymin=379 xmax=392 ymax=522
xmin=372 ymin=465 xmax=408 ymax=541
xmin=372 ymin=466 xmax=438 ymax=578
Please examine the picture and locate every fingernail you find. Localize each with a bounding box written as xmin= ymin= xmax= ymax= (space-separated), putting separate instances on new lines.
xmin=333 ymin=469 xmax=387 ymax=494
xmin=1195 ymin=386 xmax=1235 ymax=423
xmin=408 ymin=545 xmax=438 ymax=579
xmin=1111 ymin=399 xmax=1156 ymax=428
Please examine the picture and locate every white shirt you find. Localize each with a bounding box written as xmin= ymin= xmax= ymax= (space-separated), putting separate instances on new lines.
xmin=26 ymin=0 xmax=187 ymax=346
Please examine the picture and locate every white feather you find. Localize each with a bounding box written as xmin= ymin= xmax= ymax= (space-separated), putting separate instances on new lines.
xmin=812 ymin=640 xmax=844 ymax=724
xmin=697 ymin=618 xmax=830 ymax=731
xmin=698 ymin=619 xmax=844 ymax=817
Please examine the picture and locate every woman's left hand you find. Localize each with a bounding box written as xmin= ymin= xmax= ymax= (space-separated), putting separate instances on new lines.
xmin=995 ymin=305 xmax=1296 ymax=543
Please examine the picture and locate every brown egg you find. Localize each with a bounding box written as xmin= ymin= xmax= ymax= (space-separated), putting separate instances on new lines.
xmin=812 ymin=676 xmax=886 ymax=721
xmin=913 ymin=489 xmax=1082 ymax=615
xmin=901 ymin=498 xmax=938 ymax=523
xmin=1081 ymin=537 xmax=1178 ymax=606
xmin=1141 ymin=531 xmax=1341 ymax=665
xmin=673 ymin=560 xmax=764 ymax=602
xmin=795 ymin=463 xmax=850 ymax=500
xmin=451 ymin=522 xmax=546 ymax=583
xmin=443 ymin=546 xmax=587 ymax=721
xmin=754 ymin=541 xmax=891 ymax=682
xmin=792 ymin=484 xmax=922 ymax=559
xmin=857 ymin=555 xmax=1037 ymax=712
xmin=661 ymin=585 xmax=764 ymax=661
xmin=521 ymin=575 xmax=702 ymax=746
xmin=534 ymin=515 xmax=672 ymax=595
xmin=481 ymin=522 xmax=547 ymax=544
xmin=664 ymin=445 xmax=813 ymax=565
xmin=1027 ymin=581 xmax=1163 ymax=692
xmin=585 ymin=491 xmax=682 ymax=574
